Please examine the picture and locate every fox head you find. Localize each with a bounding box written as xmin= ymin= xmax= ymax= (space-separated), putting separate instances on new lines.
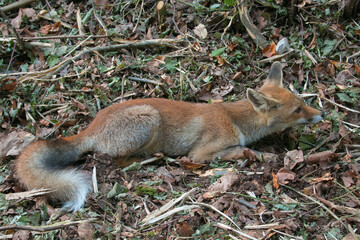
xmin=246 ymin=62 xmax=323 ymax=129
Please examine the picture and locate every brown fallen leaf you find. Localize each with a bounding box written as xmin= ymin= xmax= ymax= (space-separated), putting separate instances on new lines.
xmin=262 ymin=42 xmax=277 ymax=58
xmin=78 ymin=222 xmax=94 ymax=240
xmin=284 ymin=150 xmax=304 ymax=170
xmin=306 ymin=151 xmax=338 ymax=164
xmin=341 ymin=175 xmax=354 ymax=188
xmin=40 ymin=22 xmax=62 ymax=35
xmin=272 ymin=172 xmax=279 ymax=190
xmin=353 ymin=64 xmax=360 ymax=76
xmin=207 ymin=171 xmax=239 ymax=192
xmin=275 ymin=168 xmax=296 ymax=184
xmin=176 ymin=222 xmax=195 ymax=236
xmin=11 ymin=8 xmax=37 ymax=29
xmin=0 ymin=130 xmax=35 ymax=159
xmin=193 ymin=23 xmax=207 ymax=39
xmin=307 ymin=172 xmax=333 ymax=184
xmin=178 ymin=156 xmax=206 ymax=170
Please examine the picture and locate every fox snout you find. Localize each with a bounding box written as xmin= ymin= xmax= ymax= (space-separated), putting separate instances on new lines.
xmin=309 ymin=111 xmax=324 ymax=124
xmin=298 ymin=110 xmax=324 ymax=124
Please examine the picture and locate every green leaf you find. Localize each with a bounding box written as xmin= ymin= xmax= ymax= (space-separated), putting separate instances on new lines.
xmin=224 ymin=0 xmax=237 ymax=6
xmin=47 ymin=55 xmax=59 ymax=67
xmin=322 ymin=39 xmax=337 ymax=56
xmin=210 ymin=3 xmax=221 ymax=9
xmin=298 ymin=134 xmax=316 ymax=150
xmin=211 ymin=47 xmax=226 ymax=57
xmin=165 ymin=59 xmax=178 ymax=71
xmin=107 ymin=182 xmax=128 ymax=198
xmin=0 ymin=194 xmax=9 ymax=211
xmin=20 ymin=63 xmax=28 ymax=72
xmin=194 ymin=223 xmax=216 ymax=236
xmin=336 ymin=93 xmax=353 ymax=103
xmin=121 ymin=161 xmax=141 ymax=172
xmin=55 ymin=46 xmax=68 ymax=57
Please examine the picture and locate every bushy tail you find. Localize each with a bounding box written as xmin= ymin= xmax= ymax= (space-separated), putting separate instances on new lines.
xmin=15 ymin=136 xmax=92 ymax=211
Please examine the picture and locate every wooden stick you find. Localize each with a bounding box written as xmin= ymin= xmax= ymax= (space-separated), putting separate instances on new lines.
xmin=0 ymin=219 xmax=97 ymax=232
xmin=238 ymin=3 xmax=268 ymax=49
xmin=0 ymin=0 xmax=36 ymax=13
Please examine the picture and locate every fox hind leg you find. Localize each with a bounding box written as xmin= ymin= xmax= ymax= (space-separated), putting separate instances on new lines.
xmin=93 ymin=105 xmax=161 ymax=161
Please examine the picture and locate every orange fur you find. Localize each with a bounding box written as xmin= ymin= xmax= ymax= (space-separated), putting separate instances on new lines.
xmin=15 ymin=62 xmax=323 ymax=211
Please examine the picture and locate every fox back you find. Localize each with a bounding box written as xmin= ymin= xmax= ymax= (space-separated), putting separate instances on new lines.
xmin=15 ymin=61 xmax=323 ymax=211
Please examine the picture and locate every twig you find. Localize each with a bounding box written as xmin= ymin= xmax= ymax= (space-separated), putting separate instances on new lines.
xmin=237 ymin=3 xmax=268 ymax=49
xmin=323 ymin=97 xmax=360 ymax=114
xmin=0 ymin=0 xmax=36 ymax=13
xmin=5 ymin=188 xmax=55 ymax=201
xmin=43 ymin=111 xmax=77 ymax=139
xmin=128 ymin=76 xmax=169 ymax=96
xmin=141 ymin=188 xmax=197 ymax=224
xmin=47 ymin=39 xmax=183 ymax=78
xmin=214 ymin=222 xmax=258 ymax=240
xmin=272 ymin=229 xmax=303 ymax=240
xmin=280 ymin=184 xmax=351 ymax=233
xmin=0 ymin=219 xmax=97 ymax=232
xmin=244 ymin=222 xmax=280 ymax=230
xmin=192 ymin=202 xmax=242 ymax=231
xmin=258 ymin=49 xmax=295 ymax=63
xmin=128 ymin=76 xmax=163 ymax=86
xmin=0 ymin=35 xmax=108 ymax=41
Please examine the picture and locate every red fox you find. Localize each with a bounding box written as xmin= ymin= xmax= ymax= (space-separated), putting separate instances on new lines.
xmin=15 ymin=62 xmax=323 ymax=211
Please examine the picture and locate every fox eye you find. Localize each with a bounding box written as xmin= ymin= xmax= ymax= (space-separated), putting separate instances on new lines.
xmin=295 ymin=107 xmax=302 ymax=113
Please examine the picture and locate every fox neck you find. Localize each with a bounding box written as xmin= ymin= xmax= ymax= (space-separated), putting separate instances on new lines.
xmin=221 ymin=100 xmax=282 ymax=146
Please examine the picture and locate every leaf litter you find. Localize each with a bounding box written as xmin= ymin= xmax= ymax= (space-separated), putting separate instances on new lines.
xmin=0 ymin=0 xmax=359 ymax=239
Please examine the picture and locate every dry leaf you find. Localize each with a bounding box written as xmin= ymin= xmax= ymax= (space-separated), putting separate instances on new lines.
xmin=262 ymin=42 xmax=277 ymax=58
xmin=227 ymin=42 xmax=238 ymax=51
xmin=308 ymin=34 xmax=317 ymax=49
xmin=78 ymin=222 xmax=94 ymax=240
xmin=179 ymin=160 xmax=205 ymax=170
xmin=273 ymin=28 xmax=281 ymax=39
xmin=193 ymin=23 xmax=207 ymax=39
xmin=40 ymin=22 xmax=62 ymax=35
xmin=194 ymin=168 xmax=234 ymax=177
xmin=284 ymin=150 xmax=304 ymax=170
xmin=176 ymin=222 xmax=195 ymax=236
xmin=232 ymin=72 xmax=242 ymax=80
xmin=306 ymin=151 xmax=338 ymax=164
xmin=275 ymin=168 xmax=296 ymax=184
xmin=193 ymin=42 xmax=202 ymax=52
xmin=11 ymin=8 xmax=36 ymax=29
xmin=207 ymin=171 xmax=239 ymax=192
xmin=272 ymin=172 xmax=279 ymax=190
xmin=353 ymin=64 xmax=360 ymax=76
xmin=307 ymin=172 xmax=333 ymax=184
xmin=0 ymin=131 xmax=35 ymax=158
xmin=215 ymin=55 xmax=225 ymax=66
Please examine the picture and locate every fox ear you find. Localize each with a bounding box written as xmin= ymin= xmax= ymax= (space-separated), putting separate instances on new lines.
xmin=247 ymin=88 xmax=280 ymax=111
xmin=263 ymin=61 xmax=283 ymax=87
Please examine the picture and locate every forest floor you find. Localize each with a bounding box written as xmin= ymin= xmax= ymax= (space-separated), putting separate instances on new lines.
xmin=0 ymin=0 xmax=360 ymax=239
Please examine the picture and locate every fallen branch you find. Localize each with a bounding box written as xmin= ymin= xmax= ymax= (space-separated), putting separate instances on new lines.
xmin=0 ymin=219 xmax=97 ymax=232
xmin=141 ymin=188 xmax=197 ymax=224
xmin=0 ymin=0 xmax=36 ymax=13
xmin=5 ymin=188 xmax=54 ymax=201
xmin=215 ymin=222 xmax=258 ymax=240
xmin=18 ymin=38 xmax=185 ymax=82
xmin=238 ymin=3 xmax=268 ymax=49
xmin=280 ymin=184 xmax=354 ymax=235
